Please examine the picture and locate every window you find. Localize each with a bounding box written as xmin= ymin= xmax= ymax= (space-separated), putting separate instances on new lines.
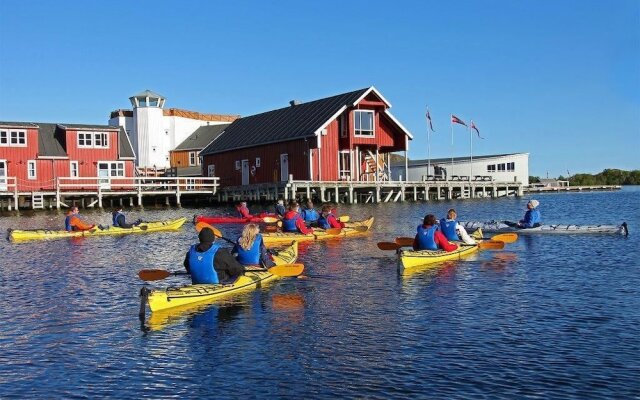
xmin=27 ymin=160 xmax=36 ymax=179
xmin=94 ymin=132 xmax=108 ymax=148
xmin=339 ymin=114 xmax=347 ymax=138
xmin=497 ymin=163 xmax=506 ymax=171
xmin=189 ymin=151 xmax=199 ymax=166
xmin=70 ymin=161 xmax=79 ymax=177
xmin=97 ymin=161 xmax=125 ymax=180
xmin=0 ymin=130 xmax=27 ymax=146
xmin=507 ymin=162 xmax=515 ymax=172
xmin=354 ymin=110 xmax=374 ymax=137
xmin=255 ymin=157 xmax=261 ymax=168
xmin=186 ymin=178 xmax=196 ymax=190
xmin=487 ymin=164 xmax=496 ymax=173
xmin=235 ymin=160 xmax=241 ymax=170
xmin=110 ymin=162 xmax=124 ymax=177
xmin=78 ymin=132 xmax=109 ymax=148
xmin=208 ymin=164 xmax=215 ymax=177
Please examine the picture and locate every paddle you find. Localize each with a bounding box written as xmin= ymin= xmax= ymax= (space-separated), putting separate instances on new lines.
xmin=339 ymin=216 xmax=350 ymax=223
xmin=262 ymin=216 xmax=279 ymax=224
xmin=194 ymin=221 xmax=237 ymax=244
xmin=138 ymin=263 xmax=305 ymax=281
xmin=378 ymin=239 xmax=505 ymax=251
xmin=396 ymin=233 xmax=517 ymax=245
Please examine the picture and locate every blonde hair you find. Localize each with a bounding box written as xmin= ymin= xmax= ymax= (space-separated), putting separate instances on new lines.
xmin=239 ymin=223 xmax=260 ymax=250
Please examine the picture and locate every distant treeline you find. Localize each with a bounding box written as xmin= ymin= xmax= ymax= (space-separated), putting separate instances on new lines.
xmin=530 ymin=169 xmax=640 ymax=186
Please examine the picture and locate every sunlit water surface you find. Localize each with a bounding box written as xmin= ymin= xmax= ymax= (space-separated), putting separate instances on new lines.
xmin=1 ymin=188 xmax=639 ymax=398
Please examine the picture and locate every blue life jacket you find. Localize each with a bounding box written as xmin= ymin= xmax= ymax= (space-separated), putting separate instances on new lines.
xmin=275 ymin=204 xmax=286 ymax=217
xmin=187 ymin=243 xmax=220 ymax=284
xmin=113 ymin=211 xmax=124 ymax=227
xmin=65 ymin=215 xmax=72 ymax=231
xmin=317 ymin=213 xmax=333 ymax=229
xmin=521 ymin=209 xmax=542 ymax=228
xmin=282 ymin=214 xmax=300 ymax=232
xmin=439 ymin=218 xmax=458 ymax=241
xmin=416 ymin=224 xmax=438 ymax=250
xmin=235 ymin=235 xmax=262 ymax=265
xmin=302 ymin=208 xmax=319 ymax=223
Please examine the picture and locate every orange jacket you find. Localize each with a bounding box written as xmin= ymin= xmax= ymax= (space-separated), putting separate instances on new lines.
xmin=68 ymin=215 xmax=95 ymax=231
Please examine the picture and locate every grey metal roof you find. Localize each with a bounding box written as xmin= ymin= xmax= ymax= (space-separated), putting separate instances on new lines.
xmin=130 ymin=89 xmax=165 ymax=99
xmin=37 ymin=123 xmax=68 ymax=157
xmin=174 ymin=123 xmax=230 ymax=151
xmin=200 ymin=88 xmax=370 ymax=156
xmin=118 ymin=127 xmax=136 ymax=159
xmin=58 ymin=123 xmax=120 ymax=131
xmin=391 ymin=153 xmax=528 ymax=167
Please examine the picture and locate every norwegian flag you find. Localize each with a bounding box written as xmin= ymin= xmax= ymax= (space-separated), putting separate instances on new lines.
xmin=426 ymin=109 xmax=435 ymax=132
xmin=451 ymin=114 xmax=467 ymax=126
xmin=471 ymin=120 xmax=483 ymax=138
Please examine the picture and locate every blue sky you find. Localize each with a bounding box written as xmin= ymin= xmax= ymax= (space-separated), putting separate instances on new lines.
xmin=0 ymin=0 xmax=638 ymax=177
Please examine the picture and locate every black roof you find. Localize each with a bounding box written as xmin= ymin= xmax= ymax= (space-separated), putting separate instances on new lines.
xmin=200 ymin=88 xmax=370 ymax=156
xmin=118 ymin=127 xmax=136 ymax=159
xmin=174 ymin=124 xmax=230 ymax=151
xmin=37 ymin=123 xmax=68 ymax=158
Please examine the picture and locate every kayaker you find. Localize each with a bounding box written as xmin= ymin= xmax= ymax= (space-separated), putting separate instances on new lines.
xmin=112 ymin=207 xmax=142 ymax=228
xmin=317 ymin=204 xmax=345 ymax=229
xmin=232 ymin=223 xmax=275 ymax=268
xmin=439 ymin=208 xmax=476 ymax=244
xmin=414 ymin=214 xmax=458 ymax=252
xmin=183 ymin=227 xmax=245 ymax=284
xmin=301 ymin=200 xmax=320 ymax=226
xmin=275 ymin=199 xmax=286 ymax=219
xmin=518 ymin=199 xmax=541 ymax=228
xmin=235 ymin=201 xmax=252 ymax=219
xmin=282 ymin=201 xmax=313 ymax=234
xmin=64 ymin=206 xmax=98 ymax=232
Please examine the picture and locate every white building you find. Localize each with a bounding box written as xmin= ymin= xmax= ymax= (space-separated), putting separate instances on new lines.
xmin=109 ymin=90 xmax=238 ymax=169
xmin=391 ymin=152 xmax=530 ymax=185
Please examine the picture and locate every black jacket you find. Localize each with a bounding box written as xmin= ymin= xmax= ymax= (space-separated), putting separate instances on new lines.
xmin=183 ymin=243 xmax=245 ymax=282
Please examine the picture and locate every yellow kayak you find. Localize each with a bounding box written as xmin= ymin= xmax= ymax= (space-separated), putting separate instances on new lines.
xmin=261 ymin=216 xmax=374 ymax=245
xmin=8 ymin=217 xmax=187 ymax=242
xmin=142 ymin=241 xmax=299 ymax=313
xmin=398 ymin=242 xmax=481 ymax=274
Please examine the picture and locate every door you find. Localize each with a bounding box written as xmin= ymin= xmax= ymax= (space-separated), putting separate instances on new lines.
xmin=0 ymin=160 xmax=7 ymax=191
xmin=241 ymin=159 xmax=250 ymax=185
xmin=98 ymin=162 xmax=110 ymax=189
xmin=338 ymin=151 xmax=351 ymax=180
xmin=280 ymin=154 xmax=288 ymax=182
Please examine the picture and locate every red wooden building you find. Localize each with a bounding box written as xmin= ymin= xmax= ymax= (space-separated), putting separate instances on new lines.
xmin=0 ymin=121 xmax=135 ymax=192
xmin=199 ymin=87 xmax=413 ymax=186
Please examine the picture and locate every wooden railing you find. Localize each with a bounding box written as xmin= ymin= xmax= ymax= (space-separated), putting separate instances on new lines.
xmin=56 ymin=176 xmax=219 ymax=194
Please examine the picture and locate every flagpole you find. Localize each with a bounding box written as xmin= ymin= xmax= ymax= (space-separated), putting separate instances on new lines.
xmin=469 ymin=121 xmax=473 ymax=181
xmin=426 ymin=107 xmax=431 ymax=179
xmin=450 ymin=114 xmax=453 ymax=181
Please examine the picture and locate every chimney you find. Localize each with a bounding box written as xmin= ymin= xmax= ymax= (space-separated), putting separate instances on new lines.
xmin=289 ymin=100 xmax=299 ymax=107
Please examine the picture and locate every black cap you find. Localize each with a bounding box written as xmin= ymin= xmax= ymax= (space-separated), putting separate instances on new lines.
xmin=198 ymin=227 xmax=216 ymax=243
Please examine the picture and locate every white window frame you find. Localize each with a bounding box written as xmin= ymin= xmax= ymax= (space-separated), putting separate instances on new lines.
xmin=188 ymin=151 xmax=199 ymax=166
xmin=70 ymin=161 xmax=79 ymax=177
xmin=0 ymin=130 xmax=27 ymax=147
xmin=27 ymin=160 xmax=36 ymax=179
xmin=97 ymin=161 xmax=125 ymax=178
xmin=78 ymin=132 xmax=109 ymax=148
xmin=207 ymin=164 xmax=215 ymax=177
xmin=507 ymin=162 xmax=515 ymax=172
xmin=354 ymin=110 xmax=375 ymax=137
xmin=186 ymin=178 xmax=196 ymax=190
xmin=235 ymin=160 xmax=241 ymax=170
xmin=487 ymin=164 xmax=496 ymax=173
xmin=497 ymin=163 xmax=506 ymax=172
xmin=255 ymin=157 xmax=261 ymax=168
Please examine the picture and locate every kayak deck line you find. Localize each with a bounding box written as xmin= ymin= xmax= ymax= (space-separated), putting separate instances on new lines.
xmin=461 ymin=220 xmax=628 ymax=235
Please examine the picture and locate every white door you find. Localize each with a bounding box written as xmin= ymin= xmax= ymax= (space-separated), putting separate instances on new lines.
xmin=280 ymin=154 xmax=289 ymax=182
xmin=97 ymin=162 xmax=110 ymax=189
xmin=0 ymin=160 xmax=7 ymax=191
xmin=241 ymin=159 xmax=250 ymax=185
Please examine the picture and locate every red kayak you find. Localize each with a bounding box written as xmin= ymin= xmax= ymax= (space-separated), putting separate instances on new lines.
xmin=194 ymin=212 xmax=278 ymax=224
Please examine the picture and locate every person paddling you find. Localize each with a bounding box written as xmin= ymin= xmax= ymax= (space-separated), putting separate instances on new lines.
xmin=232 ymin=223 xmax=275 ymax=268
xmin=282 ymin=201 xmax=313 ymax=234
xmin=317 ymin=204 xmax=345 ymax=229
xmin=235 ymin=201 xmax=252 ymax=219
xmin=439 ymin=208 xmax=476 ymax=244
xmin=65 ymin=206 xmax=99 ymax=232
xmin=274 ymin=199 xmax=286 ymax=219
xmin=112 ymin=206 xmax=141 ymax=229
xmin=301 ymin=200 xmax=320 ymax=226
xmin=183 ymin=227 xmax=245 ymax=284
xmin=414 ymin=214 xmax=458 ymax=252
xmin=518 ymin=199 xmax=541 ymax=228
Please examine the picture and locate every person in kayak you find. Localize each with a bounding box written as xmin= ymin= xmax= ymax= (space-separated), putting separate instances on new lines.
xmin=518 ymin=199 xmax=541 ymax=228
xmin=301 ymin=200 xmax=320 ymax=226
xmin=317 ymin=204 xmax=345 ymax=229
xmin=183 ymin=227 xmax=245 ymax=284
xmin=414 ymin=214 xmax=458 ymax=252
xmin=439 ymin=208 xmax=476 ymax=244
xmin=275 ymin=199 xmax=286 ymax=219
xmin=282 ymin=201 xmax=313 ymax=234
xmin=235 ymin=201 xmax=252 ymax=219
xmin=232 ymin=223 xmax=275 ymax=268
xmin=65 ymin=206 xmax=98 ymax=232
xmin=112 ymin=207 xmax=142 ymax=228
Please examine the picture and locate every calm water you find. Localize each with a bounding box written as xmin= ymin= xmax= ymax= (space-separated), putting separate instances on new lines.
xmin=1 ymin=188 xmax=639 ymax=399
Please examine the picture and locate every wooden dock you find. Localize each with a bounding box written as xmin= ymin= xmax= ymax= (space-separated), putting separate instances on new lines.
xmin=524 ymin=185 xmax=621 ymax=194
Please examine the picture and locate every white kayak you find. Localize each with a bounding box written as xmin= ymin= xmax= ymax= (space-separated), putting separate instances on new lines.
xmin=461 ymin=221 xmax=628 ymax=235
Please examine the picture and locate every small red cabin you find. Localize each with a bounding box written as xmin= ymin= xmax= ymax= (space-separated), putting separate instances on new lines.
xmin=0 ymin=121 xmax=135 ymax=192
xmin=199 ymin=87 xmax=413 ymax=186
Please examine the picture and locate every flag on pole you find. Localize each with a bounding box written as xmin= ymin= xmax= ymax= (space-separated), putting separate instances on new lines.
xmin=426 ymin=109 xmax=435 ymax=132
xmin=451 ymin=115 xmax=467 ymax=126
xmin=470 ymin=120 xmax=483 ymax=138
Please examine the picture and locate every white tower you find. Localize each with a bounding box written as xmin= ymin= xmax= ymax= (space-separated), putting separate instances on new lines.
xmin=130 ymin=90 xmax=167 ymax=168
